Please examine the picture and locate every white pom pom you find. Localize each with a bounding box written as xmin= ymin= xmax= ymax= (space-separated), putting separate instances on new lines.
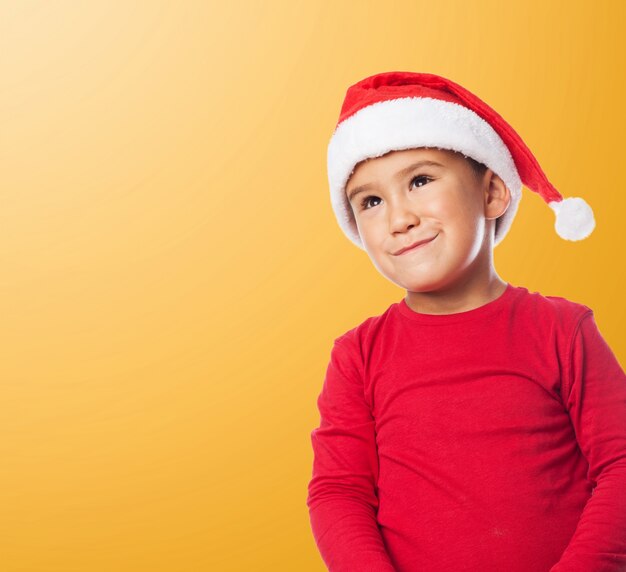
xmin=548 ymin=197 xmax=595 ymax=241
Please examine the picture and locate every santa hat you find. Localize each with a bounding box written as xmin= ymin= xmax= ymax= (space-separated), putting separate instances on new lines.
xmin=327 ymin=71 xmax=595 ymax=249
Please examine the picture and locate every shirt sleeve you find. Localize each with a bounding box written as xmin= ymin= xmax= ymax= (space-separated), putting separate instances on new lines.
xmin=550 ymin=310 xmax=626 ymax=572
xmin=306 ymin=335 xmax=396 ymax=572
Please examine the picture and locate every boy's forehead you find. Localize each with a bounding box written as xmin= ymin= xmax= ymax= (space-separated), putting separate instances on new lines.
xmin=347 ymin=147 xmax=463 ymax=187
xmin=372 ymin=147 xmax=457 ymax=165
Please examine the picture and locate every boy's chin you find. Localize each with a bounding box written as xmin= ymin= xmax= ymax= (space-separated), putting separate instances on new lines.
xmin=375 ymin=269 xmax=443 ymax=292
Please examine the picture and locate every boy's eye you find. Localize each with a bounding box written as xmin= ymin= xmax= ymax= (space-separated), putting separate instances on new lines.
xmin=360 ymin=195 xmax=381 ymax=210
xmin=410 ymin=175 xmax=432 ymax=189
xmin=359 ymin=175 xmax=432 ymax=211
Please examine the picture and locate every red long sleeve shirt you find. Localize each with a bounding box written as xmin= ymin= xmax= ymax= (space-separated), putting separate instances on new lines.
xmin=307 ymin=283 xmax=626 ymax=571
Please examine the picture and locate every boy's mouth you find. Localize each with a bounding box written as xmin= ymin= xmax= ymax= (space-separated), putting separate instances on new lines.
xmin=394 ymin=234 xmax=438 ymax=255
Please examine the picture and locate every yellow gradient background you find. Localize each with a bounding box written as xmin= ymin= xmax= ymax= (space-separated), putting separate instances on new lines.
xmin=1 ymin=2 xmax=624 ymax=570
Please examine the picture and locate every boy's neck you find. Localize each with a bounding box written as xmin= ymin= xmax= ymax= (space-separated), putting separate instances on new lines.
xmin=404 ymin=275 xmax=508 ymax=316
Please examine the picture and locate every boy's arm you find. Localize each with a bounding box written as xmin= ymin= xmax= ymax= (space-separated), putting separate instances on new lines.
xmin=307 ymin=336 xmax=396 ymax=572
xmin=550 ymin=310 xmax=626 ymax=572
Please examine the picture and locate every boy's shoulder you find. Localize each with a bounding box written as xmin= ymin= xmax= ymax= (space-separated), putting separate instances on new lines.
xmin=333 ymin=284 xmax=594 ymax=348
xmin=332 ymin=301 xmax=398 ymax=349
xmin=517 ymin=284 xmax=594 ymax=324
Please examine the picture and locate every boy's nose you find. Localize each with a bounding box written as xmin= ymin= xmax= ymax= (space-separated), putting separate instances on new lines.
xmin=387 ymin=199 xmax=421 ymax=235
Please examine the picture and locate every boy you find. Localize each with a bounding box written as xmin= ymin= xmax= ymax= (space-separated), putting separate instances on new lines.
xmin=306 ymin=72 xmax=626 ymax=572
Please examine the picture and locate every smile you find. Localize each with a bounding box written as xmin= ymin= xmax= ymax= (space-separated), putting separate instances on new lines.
xmin=396 ymin=234 xmax=438 ymax=255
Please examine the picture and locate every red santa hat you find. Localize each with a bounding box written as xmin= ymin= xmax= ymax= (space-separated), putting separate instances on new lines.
xmin=327 ymin=71 xmax=595 ymax=249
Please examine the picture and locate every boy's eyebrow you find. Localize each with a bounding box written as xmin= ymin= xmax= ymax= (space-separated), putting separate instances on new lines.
xmin=346 ymin=160 xmax=445 ymax=202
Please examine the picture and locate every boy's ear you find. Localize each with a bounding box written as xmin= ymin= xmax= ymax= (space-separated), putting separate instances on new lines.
xmin=483 ymin=169 xmax=511 ymax=221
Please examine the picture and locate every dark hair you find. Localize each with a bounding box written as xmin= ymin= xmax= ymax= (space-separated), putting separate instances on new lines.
xmin=463 ymin=155 xmax=502 ymax=238
xmin=464 ymin=155 xmax=488 ymax=179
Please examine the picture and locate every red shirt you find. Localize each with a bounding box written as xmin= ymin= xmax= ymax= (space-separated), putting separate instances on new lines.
xmin=307 ymin=283 xmax=626 ymax=571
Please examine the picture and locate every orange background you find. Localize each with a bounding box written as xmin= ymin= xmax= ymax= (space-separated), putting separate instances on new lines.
xmin=1 ymin=1 xmax=624 ymax=570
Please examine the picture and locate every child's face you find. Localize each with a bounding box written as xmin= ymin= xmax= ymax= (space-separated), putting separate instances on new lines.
xmin=345 ymin=147 xmax=510 ymax=293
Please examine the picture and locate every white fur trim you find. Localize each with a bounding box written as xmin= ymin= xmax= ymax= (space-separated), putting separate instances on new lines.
xmin=548 ymin=197 xmax=595 ymax=241
xmin=327 ymin=96 xmax=523 ymax=248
